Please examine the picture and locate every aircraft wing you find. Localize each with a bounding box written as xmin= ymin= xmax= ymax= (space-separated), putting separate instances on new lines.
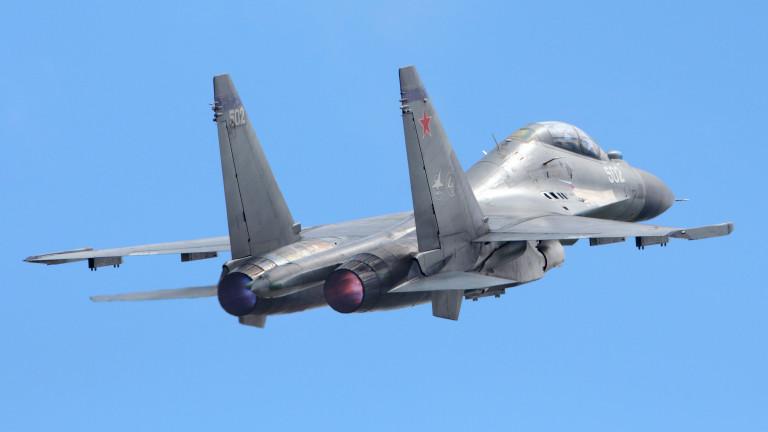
xmin=478 ymin=215 xmax=733 ymax=246
xmin=24 ymin=236 xmax=230 ymax=268
xmin=23 ymin=213 xmax=413 ymax=269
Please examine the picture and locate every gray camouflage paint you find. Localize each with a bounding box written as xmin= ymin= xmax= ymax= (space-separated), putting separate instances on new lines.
xmin=25 ymin=67 xmax=732 ymax=328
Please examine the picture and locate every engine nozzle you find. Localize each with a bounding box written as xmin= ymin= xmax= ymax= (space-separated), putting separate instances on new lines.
xmin=323 ymin=254 xmax=390 ymax=313
xmin=323 ymin=269 xmax=365 ymax=313
xmin=217 ymin=272 xmax=257 ymax=316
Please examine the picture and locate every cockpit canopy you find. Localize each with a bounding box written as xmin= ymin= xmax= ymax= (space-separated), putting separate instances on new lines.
xmin=506 ymin=121 xmax=606 ymax=160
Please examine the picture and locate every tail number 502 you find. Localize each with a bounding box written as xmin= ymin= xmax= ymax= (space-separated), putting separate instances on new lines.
xmin=228 ymin=106 xmax=247 ymax=128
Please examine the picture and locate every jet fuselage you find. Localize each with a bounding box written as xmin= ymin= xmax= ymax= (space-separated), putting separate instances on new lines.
xmin=224 ymin=121 xmax=675 ymax=320
xmin=29 ymin=68 xmax=728 ymax=329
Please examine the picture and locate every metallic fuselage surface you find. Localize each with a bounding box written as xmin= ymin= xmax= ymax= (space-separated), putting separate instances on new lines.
xmin=241 ymin=121 xmax=675 ymax=317
xmin=25 ymin=68 xmax=730 ymax=328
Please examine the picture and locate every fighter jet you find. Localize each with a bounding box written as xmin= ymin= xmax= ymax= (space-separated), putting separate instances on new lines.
xmin=25 ymin=66 xmax=733 ymax=328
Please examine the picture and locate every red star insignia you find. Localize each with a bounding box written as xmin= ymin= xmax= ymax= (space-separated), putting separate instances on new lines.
xmin=419 ymin=111 xmax=432 ymax=137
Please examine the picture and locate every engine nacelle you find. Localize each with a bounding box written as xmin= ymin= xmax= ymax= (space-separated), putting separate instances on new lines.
xmin=323 ymin=253 xmax=389 ymax=313
xmin=217 ymin=259 xmax=268 ymax=316
xmin=323 ymin=246 xmax=429 ymax=314
xmin=479 ymin=240 xmax=565 ymax=283
xmin=216 ymin=238 xmax=340 ymax=317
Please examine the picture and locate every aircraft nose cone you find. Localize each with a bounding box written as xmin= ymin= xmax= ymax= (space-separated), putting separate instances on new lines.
xmin=217 ymin=272 xmax=257 ymax=316
xmin=637 ymin=170 xmax=675 ymax=220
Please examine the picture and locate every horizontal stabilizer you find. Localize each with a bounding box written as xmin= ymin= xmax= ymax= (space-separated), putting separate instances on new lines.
xmin=389 ymin=271 xmax=515 ymax=293
xmin=90 ymin=285 xmax=216 ymax=302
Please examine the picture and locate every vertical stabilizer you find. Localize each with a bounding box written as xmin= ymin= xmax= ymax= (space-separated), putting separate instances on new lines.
xmin=213 ymin=75 xmax=299 ymax=259
xmin=399 ymin=66 xmax=488 ymax=321
xmin=399 ymin=66 xmax=487 ymax=257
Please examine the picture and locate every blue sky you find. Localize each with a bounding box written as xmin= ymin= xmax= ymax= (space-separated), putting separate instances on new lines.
xmin=1 ymin=1 xmax=766 ymax=430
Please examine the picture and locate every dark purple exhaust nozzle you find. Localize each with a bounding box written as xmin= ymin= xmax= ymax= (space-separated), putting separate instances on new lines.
xmin=217 ymin=272 xmax=258 ymax=316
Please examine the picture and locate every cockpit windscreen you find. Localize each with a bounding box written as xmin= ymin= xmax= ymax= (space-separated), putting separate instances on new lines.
xmin=505 ymin=122 xmax=606 ymax=160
